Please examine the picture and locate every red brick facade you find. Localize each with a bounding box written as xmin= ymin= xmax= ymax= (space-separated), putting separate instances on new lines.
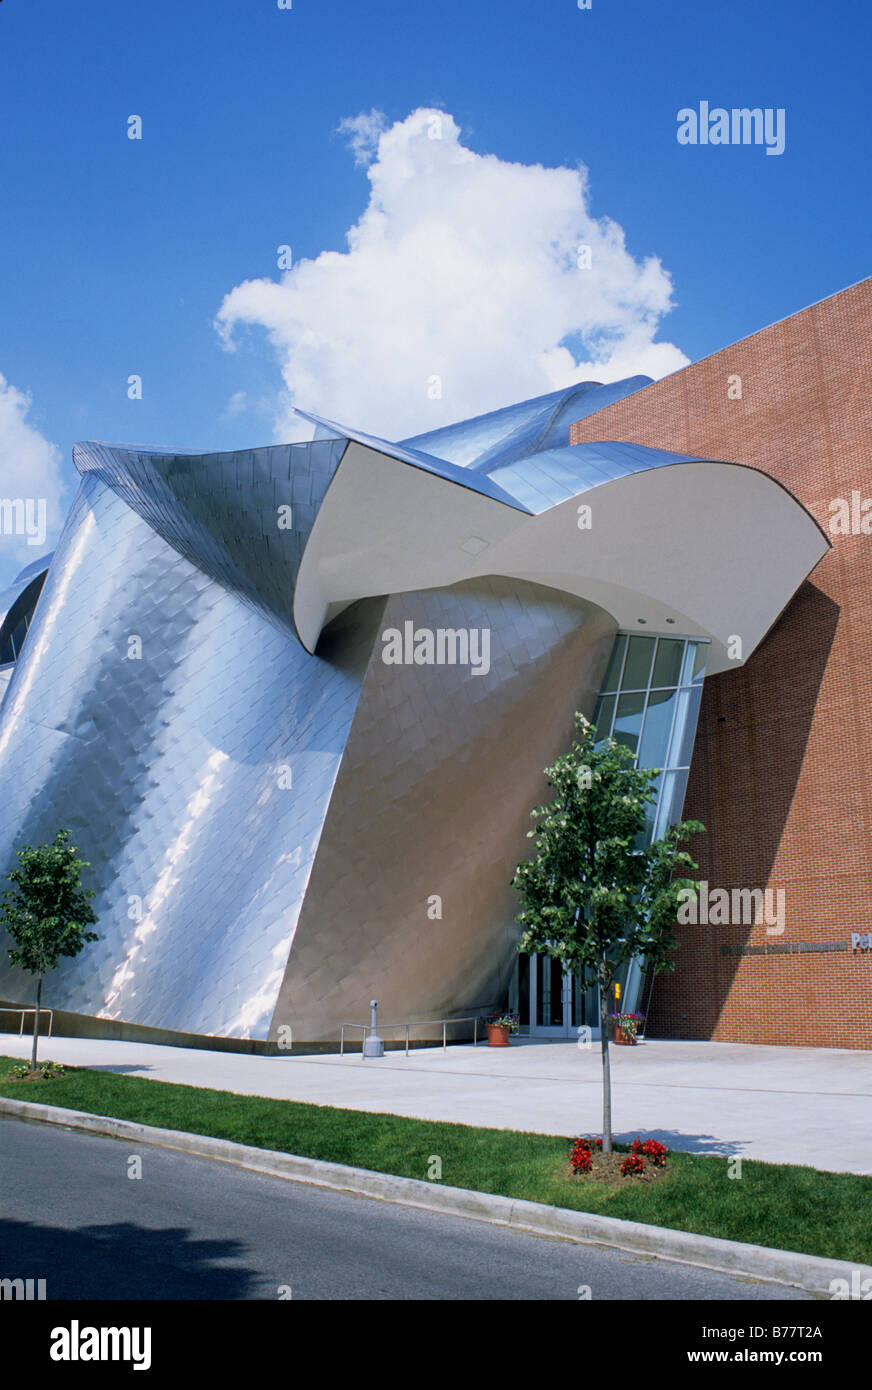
xmin=571 ymin=278 xmax=872 ymax=1049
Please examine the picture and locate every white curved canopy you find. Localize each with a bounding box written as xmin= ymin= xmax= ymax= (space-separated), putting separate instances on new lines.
xmin=294 ymin=436 xmax=828 ymax=673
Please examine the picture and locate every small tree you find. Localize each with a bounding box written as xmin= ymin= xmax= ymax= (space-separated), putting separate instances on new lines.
xmin=1 ymin=829 xmax=98 ymax=1071
xmin=512 ymin=713 xmax=704 ymax=1153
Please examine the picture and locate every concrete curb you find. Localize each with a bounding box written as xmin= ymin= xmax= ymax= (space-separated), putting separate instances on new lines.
xmin=2 ymin=1094 xmax=868 ymax=1297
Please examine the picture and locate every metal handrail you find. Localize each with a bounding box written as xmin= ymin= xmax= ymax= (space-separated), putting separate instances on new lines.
xmin=340 ymin=1014 xmax=487 ymax=1058
xmin=0 ymin=1007 xmax=54 ymax=1038
xmin=339 ymin=1022 xmax=369 ymax=1056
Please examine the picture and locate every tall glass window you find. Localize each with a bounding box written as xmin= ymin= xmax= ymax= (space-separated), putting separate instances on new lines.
xmin=591 ymin=632 xmax=709 ymax=1017
xmin=509 ymin=632 xmax=709 ymax=1036
xmin=592 ymin=633 xmax=708 ymax=843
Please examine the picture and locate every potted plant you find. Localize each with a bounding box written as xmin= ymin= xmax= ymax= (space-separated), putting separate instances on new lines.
xmin=483 ymin=1011 xmax=519 ymax=1046
xmin=609 ymin=1012 xmax=645 ymax=1045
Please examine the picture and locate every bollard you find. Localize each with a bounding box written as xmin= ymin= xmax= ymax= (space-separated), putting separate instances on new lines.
xmin=362 ymin=998 xmax=385 ymax=1058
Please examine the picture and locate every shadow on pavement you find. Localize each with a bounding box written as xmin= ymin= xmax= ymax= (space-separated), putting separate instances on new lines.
xmin=0 ymin=1216 xmax=261 ymax=1299
xmin=612 ymin=1129 xmax=750 ymax=1158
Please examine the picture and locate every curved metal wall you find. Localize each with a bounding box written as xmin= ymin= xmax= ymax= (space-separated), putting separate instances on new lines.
xmin=0 ymin=472 xmax=384 ymax=1038
xmin=73 ymin=438 xmax=348 ymax=643
xmin=270 ymin=576 xmax=616 ymax=1041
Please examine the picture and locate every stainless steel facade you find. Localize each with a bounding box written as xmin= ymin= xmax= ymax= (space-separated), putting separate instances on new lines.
xmin=0 ymin=469 xmax=385 ymax=1039
xmin=0 ymin=383 xmax=828 ymax=1042
xmin=270 ymin=577 xmax=615 ymax=1041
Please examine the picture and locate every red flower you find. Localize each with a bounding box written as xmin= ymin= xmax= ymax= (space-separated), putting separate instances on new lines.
xmin=629 ymin=1136 xmax=668 ymax=1165
xmin=569 ymin=1137 xmax=601 ymax=1173
xmin=621 ymin=1153 xmax=646 ymax=1176
xmin=569 ymin=1140 xmax=593 ymax=1174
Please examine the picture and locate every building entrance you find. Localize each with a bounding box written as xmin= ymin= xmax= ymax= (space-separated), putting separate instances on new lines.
xmin=512 ymin=952 xmax=601 ymax=1040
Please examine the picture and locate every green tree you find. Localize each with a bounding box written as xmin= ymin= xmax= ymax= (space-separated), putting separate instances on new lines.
xmin=1 ymin=829 xmax=98 ymax=1071
xmin=512 ymin=713 xmax=704 ymax=1153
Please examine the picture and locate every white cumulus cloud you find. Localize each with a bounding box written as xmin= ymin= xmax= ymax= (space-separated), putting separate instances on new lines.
xmin=0 ymin=373 xmax=66 ymax=587
xmin=215 ymin=107 xmax=689 ymax=442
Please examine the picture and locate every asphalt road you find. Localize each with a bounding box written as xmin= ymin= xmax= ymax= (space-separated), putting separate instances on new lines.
xmin=0 ymin=1116 xmax=812 ymax=1301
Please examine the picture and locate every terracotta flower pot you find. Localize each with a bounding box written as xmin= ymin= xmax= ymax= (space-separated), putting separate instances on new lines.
xmin=615 ymin=1028 xmax=637 ymax=1045
xmin=486 ymin=1024 xmax=511 ymax=1047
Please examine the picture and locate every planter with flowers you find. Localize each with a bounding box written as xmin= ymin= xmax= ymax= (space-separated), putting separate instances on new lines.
xmin=609 ymin=1012 xmax=645 ymax=1045
xmin=483 ymin=1011 xmax=519 ymax=1046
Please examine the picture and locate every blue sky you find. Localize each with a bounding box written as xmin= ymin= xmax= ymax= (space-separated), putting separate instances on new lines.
xmin=0 ymin=0 xmax=869 ymax=585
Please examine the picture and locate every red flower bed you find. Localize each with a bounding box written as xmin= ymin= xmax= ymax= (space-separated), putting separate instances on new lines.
xmin=568 ymin=1136 xmax=602 ymax=1173
xmin=569 ymin=1134 xmax=669 ymax=1179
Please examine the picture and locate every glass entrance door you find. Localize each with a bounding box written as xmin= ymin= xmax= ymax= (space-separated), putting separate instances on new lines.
xmin=535 ymin=954 xmax=568 ymax=1035
xmin=512 ymin=953 xmax=601 ymax=1039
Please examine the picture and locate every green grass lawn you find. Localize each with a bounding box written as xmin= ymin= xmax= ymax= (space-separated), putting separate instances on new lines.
xmin=1 ymin=1054 xmax=869 ymax=1264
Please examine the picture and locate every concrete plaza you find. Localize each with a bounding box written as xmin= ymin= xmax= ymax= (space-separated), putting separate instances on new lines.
xmin=1 ymin=1034 xmax=870 ymax=1175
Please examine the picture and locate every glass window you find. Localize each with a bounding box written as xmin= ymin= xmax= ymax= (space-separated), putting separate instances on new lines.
xmin=636 ymin=770 xmax=663 ymax=846
xmin=621 ymin=635 xmax=655 ymax=690
xmin=587 ymin=631 xmax=705 ymax=834
xmin=638 ymin=687 xmax=676 ymax=769
xmin=10 ymin=616 xmax=28 ymax=659
xmin=612 ymin=692 xmax=645 ymax=756
xmin=654 ymin=769 xmax=689 ymax=839
xmin=600 ymin=634 xmax=626 ymax=692
xmin=680 ymin=640 xmax=708 ymax=686
xmin=0 ymin=571 xmax=48 ymax=667
xmin=571 ymin=968 xmax=600 ymax=1029
xmin=516 ymin=953 xmax=530 ymax=1029
xmin=536 ymin=955 xmax=564 ymax=1028
xmin=592 ymin=694 xmax=615 ymax=745
xmin=651 ymin=638 xmax=684 ymax=689
xmin=669 ymin=686 xmax=703 ymax=767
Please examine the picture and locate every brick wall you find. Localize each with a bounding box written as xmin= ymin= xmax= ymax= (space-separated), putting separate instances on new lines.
xmin=571 ymin=278 xmax=872 ymax=1049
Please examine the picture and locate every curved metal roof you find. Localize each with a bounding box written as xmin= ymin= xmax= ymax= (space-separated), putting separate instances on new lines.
xmin=71 ymin=376 xmax=829 ymax=673
xmin=402 ymin=376 xmax=652 ymax=472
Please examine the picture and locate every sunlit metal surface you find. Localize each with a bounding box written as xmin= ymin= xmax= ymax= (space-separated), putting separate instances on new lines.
xmin=402 ymin=377 xmax=652 ymax=470
xmin=0 ymin=473 xmax=384 ymax=1038
xmin=73 ymin=438 xmax=348 ymax=642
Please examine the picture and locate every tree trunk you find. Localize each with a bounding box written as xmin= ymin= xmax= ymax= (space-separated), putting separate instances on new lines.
xmin=600 ymin=973 xmax=612 ymax=1153
xmin=30 ymin=975 xmax=42 ymax=1072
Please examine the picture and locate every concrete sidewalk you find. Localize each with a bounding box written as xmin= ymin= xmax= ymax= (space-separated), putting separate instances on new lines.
xmin=2 ymin=1033 xmax=870 ymax=1175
